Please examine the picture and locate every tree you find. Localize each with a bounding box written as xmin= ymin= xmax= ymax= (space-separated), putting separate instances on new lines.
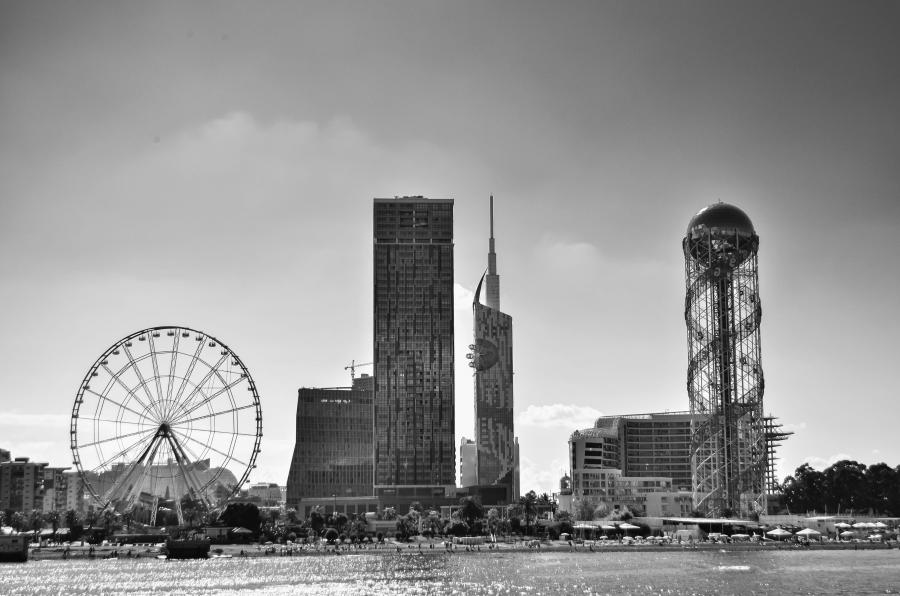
xmin=29 ymin=509 xmax=44 ymax=534
xmin=11 ymin=511 xmax=26 ymax=532
xmin=308 ymin=509 xmax=325 ymax=534
xmin=485 ymin=508 xmax=500 ymax=537
xmin=573 ymin=497 xmax=599 ymax=521
xmin=395 ymin=514 xmax=417 ymax=541
xmin=823 ymin=460 xmax=868 ymax=514
xmin=519 ymin=491 xmax=538 ymax=536
xmin=219 ymin=502 xmax=261 ymax=534
xmin=862 ymin=463 xmax=900 ymax=516
xmin=380 ymin=507 xmax=397 ymax=521
xmin=45 ymin=510 xmax=61 ymax=534
xmin=458 ymin=497 xmax=483 ymax=530
xmin=101 ymin=509 xmax=117 ymax=536
xmin=781 ymin=463 xmax=826 ymax=513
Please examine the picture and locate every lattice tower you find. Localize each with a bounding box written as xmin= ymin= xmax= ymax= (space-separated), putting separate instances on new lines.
xmin=683 ymin=203 xmax=766 ymax=517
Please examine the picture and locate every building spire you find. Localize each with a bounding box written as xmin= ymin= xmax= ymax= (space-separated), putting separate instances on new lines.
xmin=486 ymin=195 xmax=500 ymax=310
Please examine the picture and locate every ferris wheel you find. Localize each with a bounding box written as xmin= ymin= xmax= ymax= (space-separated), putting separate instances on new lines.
xmin=70 ymin=326 xmax=262 ymax=517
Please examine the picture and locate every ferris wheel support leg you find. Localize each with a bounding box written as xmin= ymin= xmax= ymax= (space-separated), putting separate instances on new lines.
xmin=120 ymin=437 xmax=164 ymax=513
xmin=104 ymin=432 xmax=162 ymax=510
xmin=165 ymin=431 xmax=213 ymax=510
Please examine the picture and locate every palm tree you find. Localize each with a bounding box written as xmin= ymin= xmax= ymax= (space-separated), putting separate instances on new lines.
xmin=519 ymin=491 xmax=538 ymax=537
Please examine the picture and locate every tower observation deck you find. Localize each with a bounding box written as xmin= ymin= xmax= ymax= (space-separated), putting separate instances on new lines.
xmin=683 ymin=202 xmax=765 ymax=517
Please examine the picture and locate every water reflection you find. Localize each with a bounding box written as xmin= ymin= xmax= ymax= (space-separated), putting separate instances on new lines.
xmin=1 ymin=550 xmax=898 ymax=595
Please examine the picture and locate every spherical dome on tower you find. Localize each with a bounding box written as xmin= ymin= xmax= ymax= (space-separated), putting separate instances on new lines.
xmin=686 ymin=202 xmax=755 ymax=236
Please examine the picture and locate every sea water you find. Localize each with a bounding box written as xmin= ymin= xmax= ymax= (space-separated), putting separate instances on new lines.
xmin=1 ymin=549 xmax=898 ymax=595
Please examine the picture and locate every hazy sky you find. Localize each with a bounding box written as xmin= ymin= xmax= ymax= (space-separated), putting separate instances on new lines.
xmin=2 ymin=1 xmax=898 ymax=497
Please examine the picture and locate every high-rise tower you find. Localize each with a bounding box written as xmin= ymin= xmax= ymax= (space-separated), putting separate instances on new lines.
xmin=683 ymin=202 xmax=765 ymax=517
xmin=373 ymin=197 xmax=455 ymax=491
xmin=468 ymin=196 xmax=517 ymax=502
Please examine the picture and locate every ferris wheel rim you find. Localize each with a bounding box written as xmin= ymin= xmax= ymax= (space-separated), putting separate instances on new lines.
xmin=70 ymin=325 xmax=262 ymax=511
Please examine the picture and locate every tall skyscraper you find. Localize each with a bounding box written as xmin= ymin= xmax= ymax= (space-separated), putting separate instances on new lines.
xmin=373 ymin=197 xmax=455 ymax=491
xmin=468 ymin=196 xmax=517 ymax=501
xmin=683 ymin=202 xmax=766 ymax=517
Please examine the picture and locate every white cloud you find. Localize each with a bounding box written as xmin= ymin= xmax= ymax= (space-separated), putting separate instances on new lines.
xmin=519 ymin=454 xmax=568 ymax=496
xmin=781 ymin=421 xmax=807 ymax=434
xmin=454 ymin=283 xmax=475 ymax=312
xmin=801 ymin=453 xmax=856 ymax=471
xmin=517 ymin=403 xmax=602 ymax=430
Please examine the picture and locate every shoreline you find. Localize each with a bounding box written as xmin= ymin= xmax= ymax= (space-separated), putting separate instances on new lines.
xmin=24 ymin=539 xmax=897 ymax=561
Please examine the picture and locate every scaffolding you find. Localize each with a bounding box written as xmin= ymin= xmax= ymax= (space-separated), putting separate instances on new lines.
xmin=683 ymin=206 xmax=766 ymax=517
xmin=764 ymin=415 xmax=793 ymax=495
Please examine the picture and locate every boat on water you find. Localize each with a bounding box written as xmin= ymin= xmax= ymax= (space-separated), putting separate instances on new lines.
xmin=0 ymin=534 xmax=29 ymax=562
xmin=164 ymin=537 xmax=211 ymax=559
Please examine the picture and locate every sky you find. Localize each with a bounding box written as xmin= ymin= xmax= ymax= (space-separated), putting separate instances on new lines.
xmin=1 ymin=1 xmax=898 ymax=498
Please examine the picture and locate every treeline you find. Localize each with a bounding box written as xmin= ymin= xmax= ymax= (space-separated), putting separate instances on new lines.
xmin=780 ymin=460 xmax=900 ymax=516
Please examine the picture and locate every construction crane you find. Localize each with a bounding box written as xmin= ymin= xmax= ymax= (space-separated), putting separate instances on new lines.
xmin=344 ymin=359 xmax=373 ymax=381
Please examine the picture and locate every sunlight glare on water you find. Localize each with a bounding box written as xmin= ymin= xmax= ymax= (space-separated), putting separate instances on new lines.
xmin=1 ymin=550 xmax=899 ymax=595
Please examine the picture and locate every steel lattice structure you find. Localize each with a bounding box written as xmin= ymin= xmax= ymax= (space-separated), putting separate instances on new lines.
xmin=70 ymin=326 xmax=262 ymax=521
xmin=683 ymin=203 xmax=766 ymax=517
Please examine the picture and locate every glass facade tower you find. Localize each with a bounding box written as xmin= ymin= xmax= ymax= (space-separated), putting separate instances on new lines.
xmin=373 ymin=197 xmax=455 ymax=489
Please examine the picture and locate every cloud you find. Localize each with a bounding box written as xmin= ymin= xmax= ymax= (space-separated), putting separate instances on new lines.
xmin=781 ymin=421 xmax=807 ymax=434
xmin=519 ymin=454 xmax=568 ymax=496
xmin=454 ymin=283 xmax=475 ymax=312
xmin=517 ymin=403 xmax=602 ymax=430
xmin=801 ymin=453 xmax=856 ymax=471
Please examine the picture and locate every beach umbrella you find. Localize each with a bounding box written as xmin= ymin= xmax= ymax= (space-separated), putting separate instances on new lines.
xmin=834 ymin=522 xmax=851 ymax=529
xmin=839 ymin=531 xmax=855 ymax=538
xmin=873 ymin=522 xmax=887 ymax=529
xmin=852 ymin=522 xmax=870 ymax=529
xmin=600 ymin=524 xmax=616 ymax=530
xmin=766 ymin=528 xmax=792 ymax=540
xmin=796 ymin=528 xmax=821 ymax=539
xmin=619 ymin=522 xmax=640 ymax=537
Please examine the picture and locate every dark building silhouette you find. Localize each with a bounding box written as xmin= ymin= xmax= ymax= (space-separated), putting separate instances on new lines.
xmin=683 ymin=202 xmax=766 ymax=516
xmin=373 ymin=197 xmax=455 ymax=493
xmin=468 ymin=196 xmax=518 ymax=502
xmin=285 ymin=375 xmax=374 ymax=509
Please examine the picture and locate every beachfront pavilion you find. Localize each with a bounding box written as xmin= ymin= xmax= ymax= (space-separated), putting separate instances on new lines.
xmin=639 ymin=516 xmax=762 ymax=538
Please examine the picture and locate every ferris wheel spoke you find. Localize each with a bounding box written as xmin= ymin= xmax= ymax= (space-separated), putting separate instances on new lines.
xmin=174 ymin=429 xmax=249 ymax=470
xmin=147 ymin=334 xmax=168 ymax=420
xmin=165 ymin=332 xmax=181 ymax=416
xmin=170 ymin=425 xmax=259 ymax=439
xmin=171 ymin=338 xmax=211 ymax=409
xmin=174 ymin=352 xmax=231 ymax=418
xmin=101 ymin=364 xmax=159 ymax=420
xmin=83 ymin=387 xmax=150 ymax=423
xmin=171 ymin=376 xmax=247 ymax=425
xmin=122 ymin=343 xmax=165 ymax=421
xmin=80 ymin=425 xmax=156 ymax=449
xmin=87 ymin=429 xmax=157 ymax=474
xmin=171 ymin=403 xmax=255 ymax=427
